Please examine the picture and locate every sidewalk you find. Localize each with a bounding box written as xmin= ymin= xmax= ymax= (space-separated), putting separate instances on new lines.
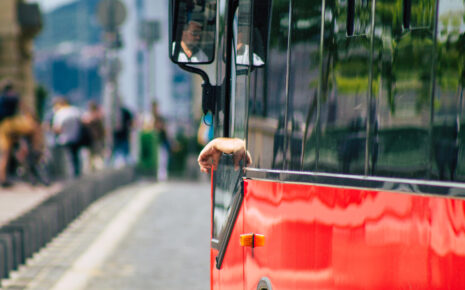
xmin=0 ymin=183 xmax=63 ymax=228
xmin=0 ymin=167 xmax=136 ymax=285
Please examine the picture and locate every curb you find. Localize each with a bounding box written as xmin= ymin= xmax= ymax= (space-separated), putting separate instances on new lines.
xmin=0 ymin=167 xmax=136 ymax=284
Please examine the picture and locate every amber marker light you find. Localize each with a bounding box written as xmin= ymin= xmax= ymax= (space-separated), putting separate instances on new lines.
xmin=240 ymin=233 xmax=265 ymax=248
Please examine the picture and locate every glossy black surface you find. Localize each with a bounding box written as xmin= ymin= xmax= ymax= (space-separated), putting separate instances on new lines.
xmin=230 ymin=0 xmax=251 ymax=140
xmin=432 ymin=0 xmax=465 ymax=181
xmin=286 ymin=0 xmax=321 ymax=171
xmin=245 ymin=0 xmax=465 ymax=185
xmin=371 ymin=0 xmax=435 ymax=179
xmin=247 ymin=0 xmax=289 ymax=170
xmin=317 ymin=0 xmax=371 ymax=175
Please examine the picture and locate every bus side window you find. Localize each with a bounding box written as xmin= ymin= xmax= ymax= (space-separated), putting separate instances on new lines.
xmin=247 ymin=0 xmax=285 ymax=170
xmin=250 ymin=0 xmax=271 ymax=66
xmin=310 ymin=0 xmax=371 ymax=175
xmin=370 ymin=0 xmax=436 ymax=180
xmin=402 ymin=0 xmax=435 ymax=31
xmin=434 ymin=1 xmax=465 ymax=182
xmin=345 ymin=0 xmax=371 ymax=37
xmin=285 ymin=0 xmax=323 ymax=171
xmin=235 ymin=0 xmax=270 ymax=67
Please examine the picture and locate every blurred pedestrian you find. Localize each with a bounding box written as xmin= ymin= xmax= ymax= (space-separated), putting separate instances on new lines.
xmin=152 ymin=101 xmax=171 ymax=181
xmin=0 ymin=80 xmax=43 ymax=187
xmin=52 ymin=97 xmax=82 ymax=177
xmin=113 ymin=106 xmax=133 ymax=166
xmin=82 ymin=100 xmax=105 ymax=171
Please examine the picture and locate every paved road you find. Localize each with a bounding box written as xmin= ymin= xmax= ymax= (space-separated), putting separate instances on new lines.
xmin=1 ymin=181 xmax=210 ymax=290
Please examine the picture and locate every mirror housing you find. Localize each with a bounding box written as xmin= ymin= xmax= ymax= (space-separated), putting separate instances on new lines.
xmin=169 ymin=0 xmax=219 ymax=115
xmin=169 ymin=0 xmax=216 ymax=65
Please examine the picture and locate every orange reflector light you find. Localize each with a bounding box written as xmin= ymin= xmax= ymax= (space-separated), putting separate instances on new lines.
xmin=240 ymin=234 xmax=254 ymax=247
xmin=240 ymin=233 xmax=265 ymax=247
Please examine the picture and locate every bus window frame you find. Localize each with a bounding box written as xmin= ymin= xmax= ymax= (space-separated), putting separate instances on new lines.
xmin=212 ymin=178 xmax=244 ymax=269
xmin=211 ymin=0 xmax=257 ymax=270
xmin=209 ymin=0 xmax=241 ymax=269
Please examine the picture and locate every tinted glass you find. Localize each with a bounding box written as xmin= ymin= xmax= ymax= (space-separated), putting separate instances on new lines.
xmin=234 ymin=0 xmax=268 ymax=67
xmin=212 ymin=155 xmax=242 ymax=240
xmin=432 ymin=1 xmax=465 ymax=181
xmin=371 ymin=0 xmax=435 ymax=179
xmin=317 ymin=0 xmax=371 ymax=174
xmin=247 ymin=0 xmax=289 ymax=170
xmin=286 ymin=0 xmax=322 ymax=171
xmin=212 ymin=0 xmax=229 ymax=138
xmin=171 ymin=0 xmax=216 ymax=63
xmin=212 ymin=1 xmax=252 ymax=240
xmin=230 ymin=1 xmax=251 ymax=139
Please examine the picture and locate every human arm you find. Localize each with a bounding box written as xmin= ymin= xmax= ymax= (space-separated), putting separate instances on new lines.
xmin=198 ymin=137 xmax=252 ymax=173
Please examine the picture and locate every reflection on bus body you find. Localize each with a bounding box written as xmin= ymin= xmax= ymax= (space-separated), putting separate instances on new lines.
xmin=236 ymin=29 xmax=264 ymax=66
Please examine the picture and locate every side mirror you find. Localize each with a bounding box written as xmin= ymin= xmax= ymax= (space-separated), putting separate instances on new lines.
xmin=169 ymin=0 xmax=216 ymax=64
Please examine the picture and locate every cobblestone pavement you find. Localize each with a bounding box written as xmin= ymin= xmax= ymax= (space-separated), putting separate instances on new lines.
xmin=1 ymin=180 xmax=210 ymax=290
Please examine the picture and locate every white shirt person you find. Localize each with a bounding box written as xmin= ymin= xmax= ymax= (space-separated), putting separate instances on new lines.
xmin=174 ymin=20 xmax=209 ymax=63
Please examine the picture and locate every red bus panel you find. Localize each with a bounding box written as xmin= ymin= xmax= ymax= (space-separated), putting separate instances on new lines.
xmin=211 ymin=207 xmax=244 ymax=290
xmin=243 ymin=179 xmax=465 ymax=289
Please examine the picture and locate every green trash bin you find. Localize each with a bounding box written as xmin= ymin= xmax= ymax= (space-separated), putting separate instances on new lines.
xmin=138 ymin=130 xmax=159 ymax=176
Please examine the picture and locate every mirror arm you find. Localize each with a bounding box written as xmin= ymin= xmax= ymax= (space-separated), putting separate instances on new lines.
xmin=202 ymin=82 xmax=219 ymax=115
xmin=179 ymin=63 xmax=218 ymax=115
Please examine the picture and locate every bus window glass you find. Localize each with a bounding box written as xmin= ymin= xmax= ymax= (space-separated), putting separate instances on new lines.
xmin=248 ymin=0 xmax=289 ymax=170
xmin=286 ymin=0 xmax=322 ymax=171
xmin=235 ymin=6 xmax=252 ymax=67
xmin=317 ymin=0 xmax=371 ymax=174
xmin=213 ymin=0 xmax=229 ymax=138
xmin=403 ymin=0 xmax=435 ymax=30
xmin=212 ymin=154 xmax=242 ymax=240
xmin=171 ymin=0 xmax=216 ymax=64
xmin=230 ymin=1 xmax=251 ymax=140
xmin=369 ymin=0 xmax=433 ymax=179
xmin=212 ymin=1 xmax=252 ymax=241
xmin=235 ymin=0 xmax=268 ymax=67
xmin=432 ymin=1 xmax=465 ymax=181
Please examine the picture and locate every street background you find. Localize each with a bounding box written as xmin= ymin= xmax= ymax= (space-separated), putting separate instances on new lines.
xmin=0 ymin=0 xmax=211 ymax=288
xmin=1 ymin=181 xmax=210 ymax=290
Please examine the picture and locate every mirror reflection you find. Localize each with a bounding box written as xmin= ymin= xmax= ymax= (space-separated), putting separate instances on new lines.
xmin=234 ymin=0 xmax=268 ymax=67
xmin=171 ymin=0 xmax=216 ymax=64
xmin=236 ymin=25 xmax=264 ymax=67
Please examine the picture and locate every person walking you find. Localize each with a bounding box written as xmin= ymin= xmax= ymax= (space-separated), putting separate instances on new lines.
xmin=152 ymin=101 xmax=171 ymax=181
xmin=52 ymin=97 xmax=82 ymax=177
xmin=82 ymin=100 xmax=105 ymax=171
xmin=112 ymin=106 xmax=133 ymax=166
xmin=0 ymin=80 xmax=42 ymax=187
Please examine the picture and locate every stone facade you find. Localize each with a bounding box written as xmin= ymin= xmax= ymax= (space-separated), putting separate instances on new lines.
xmin=0 ymin=0 xmax=41 ymax=110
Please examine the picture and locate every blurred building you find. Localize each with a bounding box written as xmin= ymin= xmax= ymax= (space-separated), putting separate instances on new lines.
xmin=0 ymin=0 xmax=42 ymax=108
xmin=33 ymin=0 xmax=198 ymax=136
xmin=34 ymin=0 xmax=104 ymax=107
xmin=119 ymin=0 xmax=194 ymax=122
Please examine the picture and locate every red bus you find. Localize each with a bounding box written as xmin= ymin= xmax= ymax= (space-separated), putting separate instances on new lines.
xmin=170 ymin=0 xmax=465 ymax=289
